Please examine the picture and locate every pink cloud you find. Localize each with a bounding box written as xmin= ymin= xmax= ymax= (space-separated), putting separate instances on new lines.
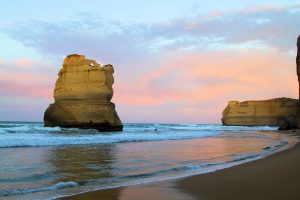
xmin=241 ymin=5 xmax=285 ymax=14
xmin=0 ymin=81 xmax=52 ymax=99
xmin=207 ymin=11 xmax=224 ymax=18
xmin=15 ymin=58 xmax=33 ymax=67
xmin=113 ymin=48 xmax=298 ymax=123
xmin=0 ymin=58 xmax=54 ymax=99
xmin=0 ymin=58 xmax=4 ymax=65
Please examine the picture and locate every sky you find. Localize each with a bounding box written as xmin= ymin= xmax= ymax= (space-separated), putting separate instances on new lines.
xmin=0 ymin=0 xmax=299 ymax=123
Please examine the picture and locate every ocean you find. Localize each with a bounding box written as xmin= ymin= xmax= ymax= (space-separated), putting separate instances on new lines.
xmin=0 ymin=122 xmax=297 ymax=200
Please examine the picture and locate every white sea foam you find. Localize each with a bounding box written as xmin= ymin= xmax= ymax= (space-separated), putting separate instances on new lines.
xmin=0 ymin=122 xmax=278 ymax=148
xmin=0 ymin=181 xmax=78 ymax=197
xmin=125 ymin=123 xmax=278 ymax=131
xmin=0 ymin=131 xmax=218 ymax=147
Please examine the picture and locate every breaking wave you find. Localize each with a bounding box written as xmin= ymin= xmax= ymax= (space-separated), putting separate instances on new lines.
xmin=0 ymin=122 xmax=277 ymax=148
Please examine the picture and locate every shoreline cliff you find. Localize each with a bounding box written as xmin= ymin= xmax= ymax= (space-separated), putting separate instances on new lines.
xmin=222 ymin=98 xmax=298 ymax=127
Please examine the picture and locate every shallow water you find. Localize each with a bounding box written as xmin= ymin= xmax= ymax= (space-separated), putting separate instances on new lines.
xmin=0 ymin=122 xmax=296 ymax=200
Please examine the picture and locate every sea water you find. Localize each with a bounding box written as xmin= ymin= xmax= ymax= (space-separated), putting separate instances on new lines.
xmin=0 ymin=122 xmax=297 ymax=200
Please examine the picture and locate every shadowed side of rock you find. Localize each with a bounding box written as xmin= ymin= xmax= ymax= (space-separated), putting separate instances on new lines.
xmin=44 ymin=101 xmax=122 ymax=131
xmin=297 ymin=35 xmax=300 ymax=127
xmin=278 ymin=35 xmax=300 ymax=130
xmin=44 ymin=54 xmax=123 ymax=131
xmin=222 ymin=98 xmax=298 ymax=127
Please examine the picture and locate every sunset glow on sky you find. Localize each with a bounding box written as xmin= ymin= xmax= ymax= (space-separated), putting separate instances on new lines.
xmin=0 ymin=0 xmax=299 ymax=123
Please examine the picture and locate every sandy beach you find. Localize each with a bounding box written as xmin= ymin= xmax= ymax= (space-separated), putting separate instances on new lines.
xmin=59 ymin=130 xmax=300 ymax=200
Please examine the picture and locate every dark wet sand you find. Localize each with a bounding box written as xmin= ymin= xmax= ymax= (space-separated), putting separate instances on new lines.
xmin=59 ymin=131 xmax=300 ymax=200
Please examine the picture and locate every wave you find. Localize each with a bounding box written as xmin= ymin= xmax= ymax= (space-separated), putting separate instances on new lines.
xmin=0 ymin=131 xmax=218 ymax=148
xmin=0 ymin=181 xmax=78 ymax=197
xmin=125 ymin=123 xmax=278 ymax=131
xmin=0 ymin=122 xmax=278 ymax=133
xmin=0 ymin=122 xmax=278 ymax=148
xmin=0 ymin=124 xmax=60 ymax=133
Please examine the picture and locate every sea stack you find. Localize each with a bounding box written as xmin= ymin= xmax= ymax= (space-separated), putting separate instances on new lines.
xmin=222 ymin=98 xmax=298 ymax=126
xmin=44 ymin=54 xmax=123 ymax=131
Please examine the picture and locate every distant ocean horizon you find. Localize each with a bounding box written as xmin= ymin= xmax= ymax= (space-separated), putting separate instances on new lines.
xmin=0 ymin=122 xmax=297 ymax=200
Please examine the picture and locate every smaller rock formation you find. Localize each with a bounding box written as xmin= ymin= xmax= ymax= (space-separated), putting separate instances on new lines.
xmin=222 ymin=98 xmax=298 ymax=127
xmin=44 ymin=54 xmax=123 ymax=131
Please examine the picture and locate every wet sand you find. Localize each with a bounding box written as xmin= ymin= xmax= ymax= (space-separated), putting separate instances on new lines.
xmin=176 ymin=130 xmax=300 ymax=200
xmin=59 ymin=130 xmax=300 ymax=200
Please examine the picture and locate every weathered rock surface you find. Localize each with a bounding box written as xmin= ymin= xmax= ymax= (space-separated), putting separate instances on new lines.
xmin=44 ymin=54 xmax=123 ymax=131
xmin=222 ymin=98 xmax=298 ymax=126
xmin=297 ymin=35 xmax=300 ymax=126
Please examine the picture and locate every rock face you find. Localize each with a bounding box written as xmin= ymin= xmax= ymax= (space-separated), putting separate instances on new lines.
xmin=279 ymin=35 xmax=300 ymax=130
xmin=297 ymin=35 xmax=300 ymax=125
xmin=222 ymin=98 xmax=298 ymax=126
xmin=44 ymin=54 xmax=123 ymax=131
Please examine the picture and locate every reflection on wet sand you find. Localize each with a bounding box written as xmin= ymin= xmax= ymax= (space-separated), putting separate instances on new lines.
xmin=60 ymin=181 xmax=196 ymax=200
xmin=48 ymin=144 xmax=121 ymax=200
xmin=50 ymin=144 xmax=117 ymax=183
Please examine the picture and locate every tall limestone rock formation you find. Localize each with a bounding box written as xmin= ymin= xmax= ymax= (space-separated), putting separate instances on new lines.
xmin=222 ymin=98 xmax=298 ymax=126
xmin=44 ymin=54 xmax=123 ymax=131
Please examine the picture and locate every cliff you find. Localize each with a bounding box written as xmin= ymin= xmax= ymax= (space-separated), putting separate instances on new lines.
xmin=278 ymin=35 xmax=300 ymax=129
xmin=222 ymin=98 xmax=298 ymax=127
xmin=44 ymin=54 xmax=123 ymax=131
xmin=297 ymin=35 xmax=300 ymax=126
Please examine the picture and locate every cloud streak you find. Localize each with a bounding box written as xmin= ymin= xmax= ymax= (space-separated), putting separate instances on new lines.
xmin=2 ymin=4 xmax=300 ymax=58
